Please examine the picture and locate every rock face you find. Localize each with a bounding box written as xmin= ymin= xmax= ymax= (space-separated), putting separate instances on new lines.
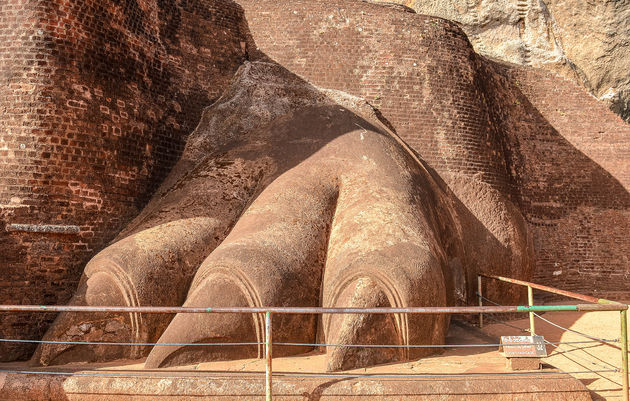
xmin=382 ymin=0 xmax=630 ymax=122
xmin=544 ymin=0 xmax=630 ymax=120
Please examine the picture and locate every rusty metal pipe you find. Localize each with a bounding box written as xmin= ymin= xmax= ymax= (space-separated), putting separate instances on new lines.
xmin=577 ymin=304 xmax=628 ymax=312
xmin=0 ymin=304 xmax=625 ymax=314
xmin=478 ymin=275 xmax=483 ymax=328
xmin=479 ymin=274 xmax=620 ymax=305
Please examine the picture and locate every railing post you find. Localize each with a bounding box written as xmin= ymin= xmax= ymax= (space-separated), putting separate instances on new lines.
xmin=621 ymin=309 xmax=628 ymax=401
xmin=477 ymin=275 xmax=483 ymax=328
xmin=528 ymin=285 xmax=535 ymax=335
xmin=265 ymin=311 xmax=273 ymax=401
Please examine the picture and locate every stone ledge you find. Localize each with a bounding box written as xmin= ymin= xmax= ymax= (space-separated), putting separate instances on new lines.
xmin=5 ymin=224 xmax=80 ymax=234
xmin=0 ymin=368 xmax=592 ymax=401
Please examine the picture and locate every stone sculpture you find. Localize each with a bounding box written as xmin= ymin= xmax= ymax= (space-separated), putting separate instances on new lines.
xmin=32 ymin=58 xmax=532 ymax=370
xmin=26 ymin=0 xmax=630 ymax=371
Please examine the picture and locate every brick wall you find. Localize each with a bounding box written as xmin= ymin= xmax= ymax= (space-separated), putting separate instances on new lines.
xmin=0 ymin=0 xmax=247 ymax=360
xmin=236 ymin=0 xmax=535 ymax=310
xmin=240 ymin=0 xmax=518 ymax=199
xmin=490 ymin=63 xmax=630 ymax=299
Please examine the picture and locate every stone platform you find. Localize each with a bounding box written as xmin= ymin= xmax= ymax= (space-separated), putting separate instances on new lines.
xmin=0 ymin=369 xmax=591 ymax=401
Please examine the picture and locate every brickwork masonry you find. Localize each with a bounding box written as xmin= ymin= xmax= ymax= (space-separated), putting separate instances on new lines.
xmin=0 ymin=0 xmax=247 ymax=361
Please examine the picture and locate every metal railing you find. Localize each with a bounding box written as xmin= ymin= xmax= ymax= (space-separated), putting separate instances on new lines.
xmin=478 ymin=273 xmax=629 ymax=401
xmin=0 ymin=277 xmax=627 ymax=401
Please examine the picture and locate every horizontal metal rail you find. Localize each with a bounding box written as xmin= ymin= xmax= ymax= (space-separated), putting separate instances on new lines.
xmin=0 ymin=337 xmax=614 ymax=347
xmin=2 ymin=281 xmax=628 ymax=401
xmin=479 ymin=274 xmax=621 ymax=305
xmin=0 ymin=369 xmax=619 ymax=379
xmin=0 ymin=304 xmax=625 ymax=314
xmin=478 ymin=273 xmax=629 ymax=401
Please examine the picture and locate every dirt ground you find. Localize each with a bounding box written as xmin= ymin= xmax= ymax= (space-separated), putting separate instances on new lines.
xmin=2 ymin=303 xmax=624 ymax=400
xmin=17 ymin=319 xmax=512 ymax=376
xmin=172 ymin=304 xmax=627 ymax=400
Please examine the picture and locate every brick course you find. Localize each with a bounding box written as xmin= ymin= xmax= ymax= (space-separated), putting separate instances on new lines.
xmin=240 ymin=0 xmax=517 ymax=197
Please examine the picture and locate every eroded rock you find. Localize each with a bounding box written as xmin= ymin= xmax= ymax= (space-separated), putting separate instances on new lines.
xmin=378 ymin=0 xmax=630 ymax=121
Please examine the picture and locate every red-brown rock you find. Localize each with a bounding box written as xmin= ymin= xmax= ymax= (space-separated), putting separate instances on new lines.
xmin=0 ymin=0 xmax=627 ymax=371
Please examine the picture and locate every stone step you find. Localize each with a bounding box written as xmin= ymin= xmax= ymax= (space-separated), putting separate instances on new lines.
xmin=0 ymin=369 xmax=593 ymax=401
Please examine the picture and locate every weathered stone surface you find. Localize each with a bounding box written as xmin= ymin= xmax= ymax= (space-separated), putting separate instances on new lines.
xmin=542 ymin=0 xmax=630 ymax=121
xmin=1 ymin=0 xmax=628 ymax=371
xmin=377 ymin=0 xmax=630 ymax=122
xmin=0 ymin=368 xmax=593 ymax=400
xmin=6 ymin=225 xmax=81 ymax=235
xmin=235 ymin=0 xmax=630 ymax=306
xmin=507 ymin=357 xmax=542 ymax=370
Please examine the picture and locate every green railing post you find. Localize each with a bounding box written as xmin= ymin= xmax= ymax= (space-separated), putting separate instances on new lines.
xmin=528 ymin=285 xmax=535 ymax=335
xmin=477 ymin=275 xmax=483 ymax=328
xmin=266 ymin=311 xmax=273 ymax=401
xmin=621 ymin=309 xmax=629 ymax=401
